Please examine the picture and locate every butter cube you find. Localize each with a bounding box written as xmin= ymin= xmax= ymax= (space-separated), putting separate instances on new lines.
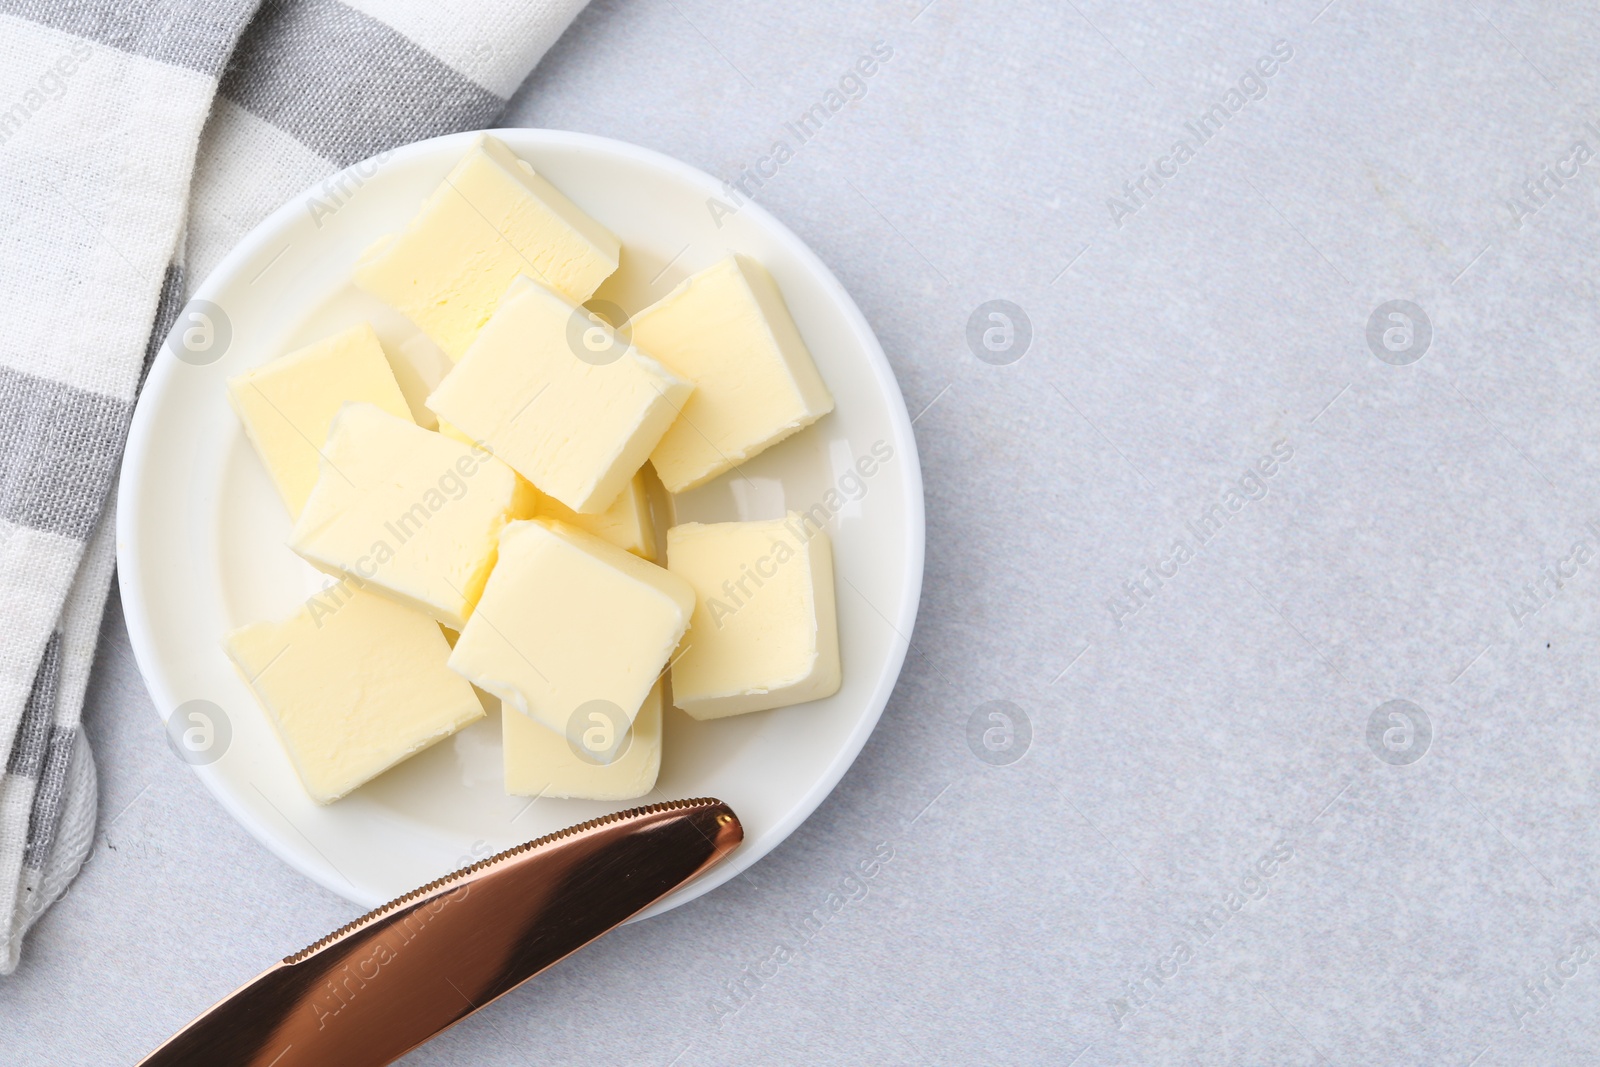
xmin=227 ymin=323 xmax=412 ymax=517
xmin=426 ymin=276 xmax=693 ymax=514
xmin=288 ymin=403 xmax=536 ymax=629
xmin=667 ymin=515 xmax=840 ymax=719
xmin=449 ymin=520 xmax=695 ymax=737
xmin=503 ymin=682 xmax=663 ymax=800
xmin=537 ymin=470 xmax=656 ymax=560
xmin=632 ymin=255 xmax=834 ymax=493
xmin=353 ymin=134 xmax=620 ymax=360
xmin=225 ymin=588 xmax=484 ymax=803
xmin=435 ymin=417 xmax=474 ymax=447
xmin=444 ymin=418 xmax=654 ymax=557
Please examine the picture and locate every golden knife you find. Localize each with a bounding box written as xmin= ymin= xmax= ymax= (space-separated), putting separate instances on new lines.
xmin=136 ymin=797 xmax=742 ymax=1066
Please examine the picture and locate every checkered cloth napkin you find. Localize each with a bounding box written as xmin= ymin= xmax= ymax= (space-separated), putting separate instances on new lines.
xmin=0 ymin=0 xmax=590 ymax=974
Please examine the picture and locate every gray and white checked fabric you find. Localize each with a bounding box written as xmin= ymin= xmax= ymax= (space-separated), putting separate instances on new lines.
xmin=0 ymin=0 xmax=589 ymax=974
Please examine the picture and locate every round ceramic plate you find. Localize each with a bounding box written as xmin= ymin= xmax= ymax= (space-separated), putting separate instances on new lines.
xmin=117 ymin=129 xmax=924 ymax=916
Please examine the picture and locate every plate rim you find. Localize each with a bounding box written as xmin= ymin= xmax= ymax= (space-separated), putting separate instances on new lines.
xmin=116 ymin=126 xmax=926 ymax=918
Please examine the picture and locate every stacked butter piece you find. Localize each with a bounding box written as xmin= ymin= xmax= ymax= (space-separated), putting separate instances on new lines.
xmin=224 ymin=135 xmax=842 ymax=805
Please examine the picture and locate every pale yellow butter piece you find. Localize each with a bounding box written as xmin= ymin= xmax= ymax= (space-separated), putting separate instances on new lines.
xmin=435 ymin=417 xmax=474 ymax=446
xmin=667 ymin=514 xmax=840 ymax=719
xmin=353 ymin=134 xmax=620 ymax=360
xmin=225 ymin=588 xmax=484 ymax=803
xmin=444 ymin=416 xmax=655 ymax=557
xmin=288 ymin=403 xmax=536 ymax=629
xmin=632 ymin=255 xmax=834 ymax=493
xmin=444 ymin=386 xmax=656 ymax=559
xmin=226 ymin=323 xmax=411 ymax=517
xmin=426 ymin=275 xmax=693 ymax=514
xmin=503 ymin=682 xmax=663 ymax=800
xmin=537 ymin=470 xmax=656 ymax=560
xmin=449 ymin=520 xmax=694 ymax=737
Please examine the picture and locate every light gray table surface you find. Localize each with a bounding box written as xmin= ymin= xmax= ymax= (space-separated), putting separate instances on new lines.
xmin=8 ymin=0 xmax=1600 ymax=1063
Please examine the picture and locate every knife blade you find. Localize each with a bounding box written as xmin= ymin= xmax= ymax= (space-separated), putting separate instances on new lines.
xmin=136 ymin=797 xmax=742 ymax=1067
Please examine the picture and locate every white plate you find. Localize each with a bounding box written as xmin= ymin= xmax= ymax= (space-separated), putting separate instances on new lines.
xmin=116 ymin=129 xmax=924 ymax=916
